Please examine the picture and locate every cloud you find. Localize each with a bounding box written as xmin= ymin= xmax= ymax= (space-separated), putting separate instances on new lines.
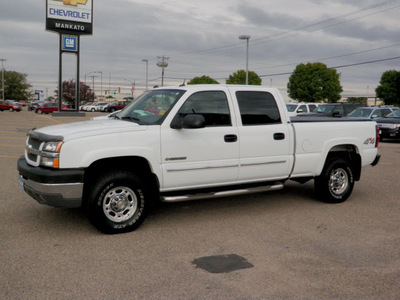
xmin=1 ymin=0 xmax=400 ymax=95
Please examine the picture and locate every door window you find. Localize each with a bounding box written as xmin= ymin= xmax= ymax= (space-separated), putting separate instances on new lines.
xmin=176 ymin=91 xmax=231 ymax=127
xmin=236 ymin=91 xmax=281 ymax=125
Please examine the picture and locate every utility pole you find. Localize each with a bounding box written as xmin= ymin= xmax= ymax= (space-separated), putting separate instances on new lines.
xmin=0 ymin=59 xmax=6 ymax=101
xmin=157 ymin=56 xmax=169 ymax=86
xmin=89 ymin=75 xmax=97 ymax=101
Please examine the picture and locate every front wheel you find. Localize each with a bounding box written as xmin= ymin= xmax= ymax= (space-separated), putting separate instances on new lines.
xmin=9 ymin=107 xmax=14 ymax=112
xmin=85 ymin=171 xmax=149 ymax=234
xmin=314 ymin=158 xmax=354 ymax=203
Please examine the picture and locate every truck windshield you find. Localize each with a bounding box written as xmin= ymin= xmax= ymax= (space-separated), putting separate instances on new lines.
xmin=117 ymin=89 xmax=186 ymax=125
xmin=286 ymin=104 xmax=297 ymax=112
xmin=315 ymin=105 xmax=334 ymax=114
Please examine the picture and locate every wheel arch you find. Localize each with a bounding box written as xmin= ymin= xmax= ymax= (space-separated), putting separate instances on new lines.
xmin=83 ymin=156 xmax=160 ymax=201
xmin=321 ymin=144 xmax=362 ymax=181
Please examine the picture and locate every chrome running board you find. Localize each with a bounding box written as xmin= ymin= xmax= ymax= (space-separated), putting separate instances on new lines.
xmin=161 ymin=182 xmax=284 ymax=202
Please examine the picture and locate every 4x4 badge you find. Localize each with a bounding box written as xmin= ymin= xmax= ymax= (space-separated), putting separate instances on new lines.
xmin=364 ymin=138 xmax=375 ymax=145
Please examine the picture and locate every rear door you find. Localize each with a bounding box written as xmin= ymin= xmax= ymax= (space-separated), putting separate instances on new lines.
xmin=231 ymin=89 xmax=293 ymax=182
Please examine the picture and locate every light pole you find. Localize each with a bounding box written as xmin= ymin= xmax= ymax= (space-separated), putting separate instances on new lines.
xmin=142 ymin=59 xmax=148 ymax=91
xmin=239 ymin=35 xmax=250 ymax=85
xmin=0 ymin=59 xmax=6 ymax=100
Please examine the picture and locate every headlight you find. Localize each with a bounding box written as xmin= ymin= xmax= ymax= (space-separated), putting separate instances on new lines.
xmin=43 ymin=141 xmax=63 ymax=152
xmin=39 ymin=141 xmax=63 ymax=168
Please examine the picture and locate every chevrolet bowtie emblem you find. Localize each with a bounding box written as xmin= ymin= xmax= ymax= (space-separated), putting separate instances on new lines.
xmin=55 ymin=0 xmax=88 ymax=6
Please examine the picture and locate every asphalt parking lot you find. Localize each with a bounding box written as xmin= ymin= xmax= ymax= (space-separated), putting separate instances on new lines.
xmin=1 ymin=109 xmax=399 ymax=299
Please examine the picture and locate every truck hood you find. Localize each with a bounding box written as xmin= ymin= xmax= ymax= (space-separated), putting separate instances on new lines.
xmin=376 ymin=117 xmax=400 ymax=124
xmin=34 ymin=118 xmax=144 ymax=141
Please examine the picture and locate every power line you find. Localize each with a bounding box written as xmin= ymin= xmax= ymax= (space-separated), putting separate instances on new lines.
xmin=167 ymin=0 xmax=400 ymax=58
xmin=258 ymin=56 xmax=400 ymax=78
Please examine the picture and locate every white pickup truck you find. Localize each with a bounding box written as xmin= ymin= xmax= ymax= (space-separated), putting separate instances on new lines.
xmin=18 ymin=85 xmax=380 ymax=233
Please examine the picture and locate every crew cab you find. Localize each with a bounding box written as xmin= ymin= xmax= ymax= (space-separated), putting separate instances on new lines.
xmin=18 ymin=85 xmax=380 ymax=233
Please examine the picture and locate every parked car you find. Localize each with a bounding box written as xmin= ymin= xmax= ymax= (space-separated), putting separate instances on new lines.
xmin=80 ymin=102 xmax=93 ymax=111
xmin=347 ymin=106 xmax=398 ymax=120
xmin=18 ymin=100 xmax=27 ymax=106
xmin=35 ymin=103 xmax=67 ymax=114
xmin=28 ymin=101 xmax=43 ymax=111
xmin=106 ymin=101 xmax=130 ymax=112
xmin=286 ymin=103 xmax=318 ymax=117
xmin=85 ymin=102 xmax=102 ymax=112
xmin=298 ymin=103 xmax=366 ymax=117
xmin=0 ymin=100 xmax=22 ymax=112
xmin=376 ymin=110 xmax=400 ymax=140
xmin=18 ymin=85 xmax=380 ymax=233
xmin=95 ymin=102 xmax=110 ymax=112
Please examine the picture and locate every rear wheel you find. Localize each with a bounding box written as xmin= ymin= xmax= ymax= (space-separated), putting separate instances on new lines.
xmin=85 ymin=171 xmax=149 ymax=234
xmin=315 ymin=157 xmax=354 ymax=203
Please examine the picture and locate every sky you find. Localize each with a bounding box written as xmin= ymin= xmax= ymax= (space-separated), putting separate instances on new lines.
xmin=1 ymin=0 xmax=400 ymax=99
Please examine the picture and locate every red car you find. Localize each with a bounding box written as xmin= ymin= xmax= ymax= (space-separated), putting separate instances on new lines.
xmin=35 ymin=103 xmax=67 ymax=114
xmin=0 ymin=100 xmax=22 ymax=112
xmin=106 ymin=101 xmax=130 ymax=112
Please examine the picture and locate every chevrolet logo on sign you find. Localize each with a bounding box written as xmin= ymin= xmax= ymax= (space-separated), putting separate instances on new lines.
xmin=55 ymin=0 xmax=88 ymax=6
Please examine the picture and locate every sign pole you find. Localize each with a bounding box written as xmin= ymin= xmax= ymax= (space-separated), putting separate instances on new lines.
xmin=46 ymin=0 xmax=93 ymax=116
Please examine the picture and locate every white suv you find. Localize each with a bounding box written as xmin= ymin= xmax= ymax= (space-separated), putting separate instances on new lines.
xmin=286 ymin=103 xmax=318 ymax=117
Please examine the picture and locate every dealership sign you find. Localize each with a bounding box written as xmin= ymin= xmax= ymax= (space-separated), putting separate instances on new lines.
xmin=46 ymin=0 xmax=93 ymax=35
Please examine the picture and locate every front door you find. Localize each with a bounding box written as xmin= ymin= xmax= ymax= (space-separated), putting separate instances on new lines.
xmin=161 ymin=90 xmax=239 ymax=190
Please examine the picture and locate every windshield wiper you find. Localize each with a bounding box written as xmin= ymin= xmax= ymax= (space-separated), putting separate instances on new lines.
xmin=120 ymin=116 xmax=141 ymax=122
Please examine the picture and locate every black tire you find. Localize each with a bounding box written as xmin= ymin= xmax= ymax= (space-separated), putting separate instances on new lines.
xmin=37 ymin=109 xmax=43 ymax=114
xmin=85 ymin=171 xmax=149 ymax=234
xmin=314 ymin=157 xmax=354 ymax=203
xmin=9 ymin=107 xmax=14 ymax=112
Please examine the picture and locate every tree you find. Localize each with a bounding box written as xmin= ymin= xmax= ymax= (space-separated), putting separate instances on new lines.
xmin=347 ymin=97 xmax=367 ymax=104
xmin=2 ymin=70 xmax=33 ymax=100
xmin=55 ymin=80 xmax=95 ymax=104
xmin=188 ymin=75 xmax=219 ymax=84
xmin=287 ymin=62 xmax=343 ymax=103
xmin=375 ymin=70 xmax=400 ymax=106
xmin=226 ymin=70 xmax=262 ymax=85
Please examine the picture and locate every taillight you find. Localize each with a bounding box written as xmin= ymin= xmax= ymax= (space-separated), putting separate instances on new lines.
xmin=375 ymin=125 xmax=380 ymax=147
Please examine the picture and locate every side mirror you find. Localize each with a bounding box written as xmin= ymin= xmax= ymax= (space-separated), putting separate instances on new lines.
xmin=297 ymin=108 xmax=303 ymax=113
xmin=171 ymin=114 xmax=206 ymax=129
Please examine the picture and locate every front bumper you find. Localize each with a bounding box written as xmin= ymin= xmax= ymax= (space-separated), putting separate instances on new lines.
xmin=18 ymin=156 xmax=84 ymax=208
xmin=380 ymin=128 xmax=400 ymax=139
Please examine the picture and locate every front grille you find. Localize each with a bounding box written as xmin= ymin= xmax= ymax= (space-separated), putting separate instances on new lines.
xmin=26 ymin=137 xmax=43 ymax=165
xmin=28 ymin=137 xmax=41 ymax=149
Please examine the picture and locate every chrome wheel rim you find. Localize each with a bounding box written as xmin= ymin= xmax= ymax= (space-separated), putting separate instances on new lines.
xmin=329 ymin=168 xmax=348 ymax=195
xmin=103 ymin=186 xmax=138 ymax=223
